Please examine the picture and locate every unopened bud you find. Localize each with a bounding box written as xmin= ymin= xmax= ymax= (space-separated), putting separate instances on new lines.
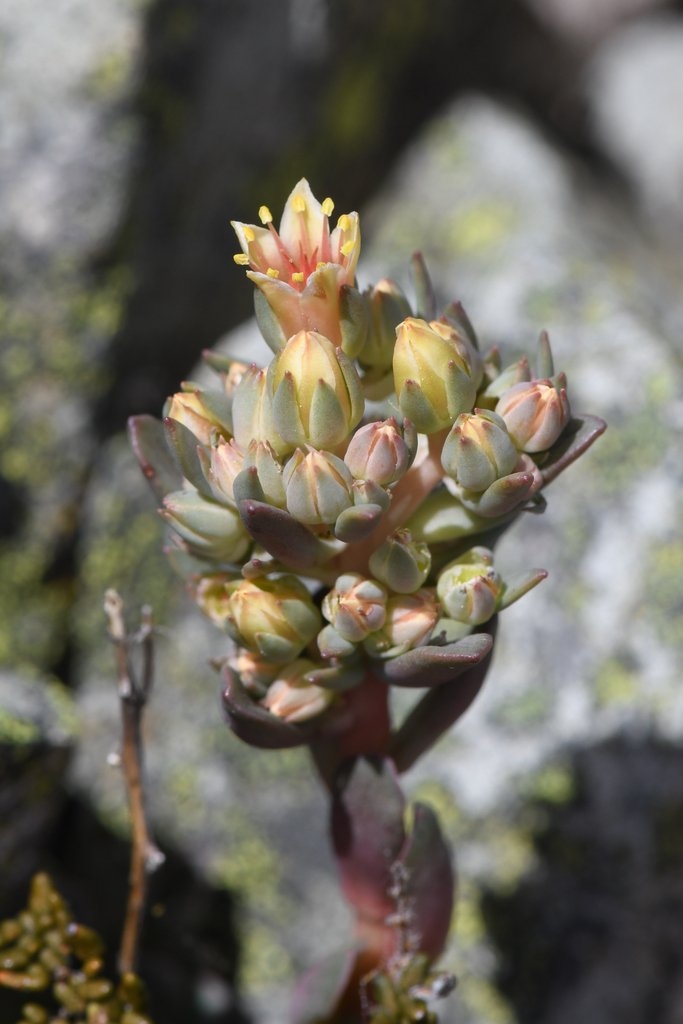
xmin=268 ymin=330 xmax=364 ymax=449
xmin=344 ymin=417 xmax=416 ymax=487
xmin=261 ymin=659 xmax=334 ymax=723
xmin=243 ymin=440 xmax=286 ymax=507
xmin=322 ymin=573 xmax=388 ymax=643
xmin=205 ymin=440 xmax=244 ymax=504
xmin=193 ymin=573 xmax=236 ymax=628
xmin=441 ymin=409 xmax=518 ymax=491
xmin=166 ymin=388 xmax=231 ymax=445
xmin=224 ymin=575 xmax=322 ymax=662
xmin=496 ymin=377 xmax=570 ymax=453
xmin=231 ymin=364 xmax=289 ymax=456
xmin=436 ymin=547 xmax=503 ymax=625
xmin=393 ymin=317 xmax=483 ymax=433
xmin=368 ymin=529 xmax=431 ymax=594
xmin=360 ymin=278 xmax=413 ymax=373
xmin=363 ymin=588 xmax=439 ymax=659
xmin=162 ymin=489 xmax=251 ymax=563
xmin=229 ymin=649 xmax=280 ymax=696
xmin=283 ymin=448 xmax=354 ymax=526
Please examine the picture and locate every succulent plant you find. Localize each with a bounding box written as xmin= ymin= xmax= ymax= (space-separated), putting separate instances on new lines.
xmin=129 ymin=178 xmax=605 ymax=1023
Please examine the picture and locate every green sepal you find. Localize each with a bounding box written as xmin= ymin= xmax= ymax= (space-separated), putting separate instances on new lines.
xmin=339 ymin=283 xmax=370 ymax=359
xmin=304 ymin=660 xmax=365 ymax=692
xmin=442 ymin=299 xmax=479 ymax=349
xmin=253 ymin=286 xmax=287 ymax=352
xmin=459 ymin=470 xmax=536 ymax=518
xmin=163 ymin=417 xmax=214 ymax=497
xmin=536 ymin=329 xmax=554 ymax=378
xmin=334 ymin=503 xmax=384 ymax=542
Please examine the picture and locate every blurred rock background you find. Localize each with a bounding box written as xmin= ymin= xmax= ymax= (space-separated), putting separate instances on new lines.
xmin=1 ymin=0 xmax=683 ymax=1022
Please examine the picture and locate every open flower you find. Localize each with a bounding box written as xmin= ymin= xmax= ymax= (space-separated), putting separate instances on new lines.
xmin=232 ymin=179 xmax=361 ymax=351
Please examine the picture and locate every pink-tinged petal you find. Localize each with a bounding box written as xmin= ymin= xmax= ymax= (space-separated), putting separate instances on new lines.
xmin=278 ymin=178 xmax=327 ymax=266
xmin=231 ymin=220 xmax=285 ymax=276
xmin=330 ymin=210 xmax=361 ymax=284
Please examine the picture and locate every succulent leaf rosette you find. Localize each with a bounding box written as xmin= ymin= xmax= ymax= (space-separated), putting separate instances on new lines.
xmin=129 ymin=179 xmax=604 ymax=1024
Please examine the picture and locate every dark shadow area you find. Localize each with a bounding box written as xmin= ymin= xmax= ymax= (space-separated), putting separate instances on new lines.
xmin=0 ymin=794 xmax=248 ymax=1024
xmin=482 ymin=736 xmax=683 ymax=1024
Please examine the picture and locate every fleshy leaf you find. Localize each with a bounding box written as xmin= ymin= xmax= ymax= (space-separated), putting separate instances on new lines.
xmin=128 ymin=414 xmax=182 ymax=500
xmin=540 ymin=414 xmax=606 ymax=486
xmin=237 ymin=499 xmax=330 ymax=569
xmin=331 ymin=756 xmax=406 ymax=925
xmin=221 ymin=665 xmax=316 ymax=749
xmin=389 ymin=620 xmax=497 ymax=772
xmin=381 ymin=632 xmax=493 ymax=687
xmin=399 ymin=802 xmax=455 ymax=959
xmin=499 ymin=568 xmax=547 ymax=610
xmin=410 ymin=252 xmax=436 ymax=321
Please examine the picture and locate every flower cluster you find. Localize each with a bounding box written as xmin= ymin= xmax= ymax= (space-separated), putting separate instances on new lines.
xmin=130 ymin=179 xmax=602 ymax=739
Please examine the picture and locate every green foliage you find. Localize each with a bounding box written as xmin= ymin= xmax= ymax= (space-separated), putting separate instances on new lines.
xmin=0 ymin=874 xmax=154 ymax=1023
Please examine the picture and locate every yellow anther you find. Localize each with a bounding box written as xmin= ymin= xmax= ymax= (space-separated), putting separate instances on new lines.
xmin=291 ymin=272 xmax=305 ymax=283
xmin=340 ymin=240 xmax=355 ymax=257
xmin=266 ymin=267 xmax=280 ymax=278
xmin=337 ymin=214 xmax=350 ymax=232
xmin=316 ymin=261 xmax=326 ymax=270
xmin=258 ymin=205 xmax=273 ymax=225
xmin=322 ymin=197 xmax=335 ymax=217
xmin=292 ymin=194 xmax=307 ymax=214
xmin=233 ymin=253 xmax=250 ymax=265
xmin=243 ymin=225 xmax=256 ymax=242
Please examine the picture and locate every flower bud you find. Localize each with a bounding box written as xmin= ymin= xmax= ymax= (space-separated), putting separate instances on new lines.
xmin=229 ymin=649 xmax=280 ymax=696
xmin=192 ymin=573 xmax=235 ymax=628
xmin=322 ymin=573 xmax=388 ymax=643
xmin=205 ymin=440 xmax=244 ymax=505
xmin=166 ymin=389 xmax=231 ymax=445
xmin=363 ymin=589 xmax=439 ymax=659
xmin=243 ymin=441 xmax=286 ymax=508
xmin=393 ymin=318 xmax=484 ymax=433
xmin=368 ymin=529 xmax=431 ymax=594
xmin=344 ymin=417 xmax=416 ymax=487
xmin=360 ymin=278 xmax=413 ymax=373
xmin=496 ymin=378 xmax=570 ymax=453
xmin=224 ymin=575 xmax=322 ymax=663
xmin=231 ymin=364 xmax=290 ymax=457
xmin=436 ymin=547 xmax=503 ymax=626
xmin=260 ymin=659 xmax=334 ymax=724
xmin=282 ymin=448 xmax=354 ymax=526
xmin=269 ymin=330 xmax=364 ymax=449
xmin=162 ymin=489 xmax=251 ymax=563
xmin=441 ymin=409 xmax=518 ymax=491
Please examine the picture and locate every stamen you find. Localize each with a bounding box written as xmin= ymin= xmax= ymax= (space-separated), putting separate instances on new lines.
xmin=233 ymin=253 xmax=250 ymax=265
xmin=266 ymin=267 xmax=280 ymax=278
xmin=322 ymin=197 xmax=335 ymax=217
xmin=337 ymin=214 xmax=350 ymax=232
xmin=291 ymin=272 xmax=305 ymax=283
xmin=316 ymin=261 xmax=326 ymax=270
xmin=258 ymin=205 xmax=273 ymax=225
xmin=243 ymin=225 xmax=256 ymax=242
xmin=340 ymin=240 xmax=355 ymax=257
xmin=292 ymin=194 xmax=307 ymax=214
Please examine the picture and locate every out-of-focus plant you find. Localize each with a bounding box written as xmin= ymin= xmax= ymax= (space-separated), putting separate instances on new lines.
xmin=0 ymin=873 xmax=154 ymax=1024
xmin=129 ymin=179 xmax=605 ymax=1023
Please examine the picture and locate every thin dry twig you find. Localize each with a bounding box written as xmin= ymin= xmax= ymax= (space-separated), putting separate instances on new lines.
xmin=104 ymin=588 xmax=164 ymax=976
